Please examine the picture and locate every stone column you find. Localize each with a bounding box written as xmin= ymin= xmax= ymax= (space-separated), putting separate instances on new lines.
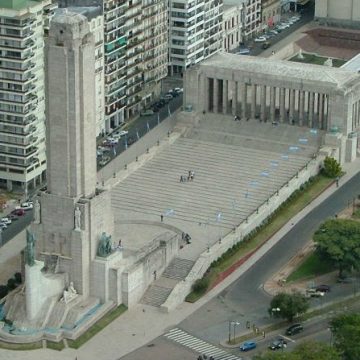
xmin=232 ymin=80 xmax=238 ymax=116
xmin=309 ymin=92 xmax=315 ymax=127
xmin=204 ymin=76 xmax=209 ymax=112
xmin=280 ymin=88 xmax=285 ymax=123
xmin=241 ymin=82 xmax=247 ymax=119
xmin=251 ymin=84 xmax=256 ymax=119
xmin=213 ymin=78 xmax=218 ymax=113
xmin=223 ymin=79 xmax=228 ymax=114
xmin=270 ymin=86 xmax=275 ymax=122
xmin=260 ymin=85 xmax=266 ymax=121
xmin=318 ymin=93 xmax=324 ymax=129
xmin=289 ymin=89 xmax=295 ymax=124
xmin=299 ymin=91 xmax=304 ymax=126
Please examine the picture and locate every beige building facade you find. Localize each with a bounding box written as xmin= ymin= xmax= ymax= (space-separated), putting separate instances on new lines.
xmin=315 ymin=0 xmax=360 ymax=27
xmin=261 ymin=0 xmax=281 ymax=30
xmin=184 ymin=53 xmax=360 ymax=162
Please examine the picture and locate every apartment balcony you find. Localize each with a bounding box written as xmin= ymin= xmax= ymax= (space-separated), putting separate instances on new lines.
xmin=127 ymin=48 xmax=143 ymax=60
xmin=105 ymin=40 xmax=127 ymax=55
xmin=126 ymin=10 xmax=142 ymax=22
xmin=126 ymin=66 xmax=142 ymax=80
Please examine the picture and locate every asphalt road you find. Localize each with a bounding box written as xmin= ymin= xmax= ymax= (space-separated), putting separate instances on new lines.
xmin=97 ymin=93 xmax=183 ymax=169
xmin=178 ymin=172 xmax=360 ymax=347
xmin=0 ymin=209 xmax=32 ymax=247
xmin=239 ymin=5 xmax=314 ymax=57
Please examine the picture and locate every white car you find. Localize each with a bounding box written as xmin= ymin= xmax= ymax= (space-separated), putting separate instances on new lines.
xmin=269 ymin=29 xmax=279 ymax=35
xmin=173 ymin=87 xmax=183 ymax=93
xmin=1 ymin=217 xmax=11 ymax=225
xmin=280 ymin=22 xmax=291 ymax=28
xmin=254 ymin=36 xmax=267 ymax=42
xmin=0 ymin=223 xmax=7 ymax=229
xmin=112 ymin=130 xmax=128 ymax=139
xmin=21 ymin=202 xmax=33 ymax=210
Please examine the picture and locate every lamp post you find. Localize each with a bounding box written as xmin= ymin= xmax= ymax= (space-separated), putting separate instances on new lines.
xmin=233 ymin=321 xmax=240 ymax=343
xmin=228 ymin=321 xmax=240 ymax=344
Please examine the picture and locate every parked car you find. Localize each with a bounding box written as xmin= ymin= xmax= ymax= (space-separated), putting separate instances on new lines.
xmin=168 ymin=89 xmax=179 ymax=97
xmin=163 ymin=94 xmax=173 ymax=101
xmin=238 ymin=48 xmax=250 ymax=55
xmin=240 ymin=341 xmax=256 ymax=351
xmin=106 ymin=137 xmax=119 ymax=144
xmin=112 ymin=130 xmax=128 ymax=138
xmin=173 ymin=87 xmax=183 ymax=93
xmin=0 ymin=223 xmax=7 ymax=229
xmin=269 ymin=29 xmax=279 ymax=35
xmin=140 ymin=110 xmax=154 ymax=116
xmin=12 ymin=208 xmax=25 ymax=216
xmin=269 ymin=338 xmax=287 ymax=350
xmin=285 ymin=323 xmax=303 ymax=336
xmin=98 ymin=156 xmax=110 ymax=167
xmin=306 ymin=288 xmax=325 ymax=298
xmin=254 ymin=36 xmax=267 ymax=42
xmin=1 ymin=217 xmax=12 ymax=225
xmin=316 ymin=284 xmax=331 ymax=293
xmin=20 ymin=202 xmax=33 ymax=210
xmin=262 ymin=42 xmax=271 ymax=49
xmin=279 ymin=22 xmax=291 ymax=28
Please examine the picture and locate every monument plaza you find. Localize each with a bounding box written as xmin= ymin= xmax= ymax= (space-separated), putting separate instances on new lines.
xmin=0 ymin=37 xmax=359 ymax=344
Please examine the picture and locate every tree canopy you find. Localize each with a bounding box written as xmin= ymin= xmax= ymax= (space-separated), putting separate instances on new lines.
xmin=253 ymin=341 xmax=341 ymax=360
xmin=322 ymin=156 xmax=341 ymax=178
xmin=268 ymin=292 xmax=309 ymax=322
xmin=313 ymin=219 xmax=360 ymax=277
xmin=331 ymin=313 xmax=360 ymax=360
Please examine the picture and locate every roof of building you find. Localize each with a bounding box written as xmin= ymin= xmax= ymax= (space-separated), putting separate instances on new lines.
xmin=1 ymin=0 xmax=45 ymax=10
xmin=55 ymin=6 xmax=102 ymax=20
xmin=341 ymin=53 xmax=360 ymax=73
xmin=199 ymin=52 xmax=360 ymax=87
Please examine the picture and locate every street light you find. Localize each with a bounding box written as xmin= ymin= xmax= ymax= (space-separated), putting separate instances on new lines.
xmin=228 ymin=321 xmax=240 ymax=344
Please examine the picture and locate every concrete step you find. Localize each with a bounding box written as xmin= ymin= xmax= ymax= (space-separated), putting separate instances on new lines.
xmin=140 ymin=285 xmax=173 ymax=307
xmin=162 ymin=257 xmax=195 ymax=281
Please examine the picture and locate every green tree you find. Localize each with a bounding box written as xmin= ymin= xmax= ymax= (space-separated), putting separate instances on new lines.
xmin=314 ymin=219 xmax=360 ymax=277
xmin=268 ymin=291 xmax=309 ymax=322
xmin=253 ymin=341 xmax=340 ymax=360
xmin=322 ymin=156 xmax=341 ymax=178
xmin=331 ymin=313 xmax=360 ymax=360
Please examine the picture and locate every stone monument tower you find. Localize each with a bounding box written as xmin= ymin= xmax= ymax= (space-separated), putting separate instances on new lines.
xmin=2 ymin=12 xmax=115 ymax=334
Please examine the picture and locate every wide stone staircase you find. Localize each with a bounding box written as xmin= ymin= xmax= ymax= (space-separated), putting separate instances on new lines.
xmin=140 ymin=257 xmax=195 ymax=307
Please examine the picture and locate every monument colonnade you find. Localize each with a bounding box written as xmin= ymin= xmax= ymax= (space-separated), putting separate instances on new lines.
xmin=201 ymin=74 xmax=330 ymax=130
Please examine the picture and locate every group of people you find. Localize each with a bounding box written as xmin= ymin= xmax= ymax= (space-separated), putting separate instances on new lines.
xmin=180 ymin=170 xmax=195 ymax=182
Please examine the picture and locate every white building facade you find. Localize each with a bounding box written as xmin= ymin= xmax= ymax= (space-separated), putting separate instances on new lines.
xmin=0 ymin=0 xmax=56 ymax=193
xmin=222 ymin=4 xmax=244 ymax=52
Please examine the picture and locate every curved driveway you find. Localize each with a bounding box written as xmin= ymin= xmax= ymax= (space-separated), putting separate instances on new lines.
xmin=179 ymin=172 xmax=360 ymax=343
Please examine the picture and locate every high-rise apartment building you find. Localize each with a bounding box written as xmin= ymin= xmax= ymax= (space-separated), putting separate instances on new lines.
xmin=169 ymin=0 xmax=223 ymax=75
xmin=58 ymin=0 xmax=168 ymax=127
xmin=0 ymin=0 xmax=56 ymax=194
xmin=203 ymin=0 xmax=223 ymax=59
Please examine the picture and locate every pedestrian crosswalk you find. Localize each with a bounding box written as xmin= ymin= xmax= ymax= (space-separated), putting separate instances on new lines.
xmin=164 ymin=328 xmax=242 ymax=360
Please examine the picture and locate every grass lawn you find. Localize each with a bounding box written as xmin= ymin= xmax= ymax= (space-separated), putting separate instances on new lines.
xmin=289 ymin=53 xmax=346 ymax=68
xmin=186 ymin=174 xmax=334 ymax=303
xmin=287 ymin=252 xmax=334 ymax=283
xmin=67 ymin=304 xmax=127 ymax=349
xmin=46 ymin=340 xmax=65 ymax=351
xmin=0 ymin=341 xmax=42 ymax=350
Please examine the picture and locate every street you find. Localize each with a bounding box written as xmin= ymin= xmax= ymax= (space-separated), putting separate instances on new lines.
xmin=97 ymin=79 xmax=183 ymax=169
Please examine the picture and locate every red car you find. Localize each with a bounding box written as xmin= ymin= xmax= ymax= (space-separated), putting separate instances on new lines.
xmin=12 ymin=208 xmax=25 ymax=216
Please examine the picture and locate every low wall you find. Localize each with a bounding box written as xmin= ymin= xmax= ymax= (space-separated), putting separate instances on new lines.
xmin=161 ymin=154 xmax=324 ymax=312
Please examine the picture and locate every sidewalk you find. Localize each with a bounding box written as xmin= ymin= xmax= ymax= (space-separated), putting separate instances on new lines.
xmin=1 ymin=158 xmax=360 ymax=360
